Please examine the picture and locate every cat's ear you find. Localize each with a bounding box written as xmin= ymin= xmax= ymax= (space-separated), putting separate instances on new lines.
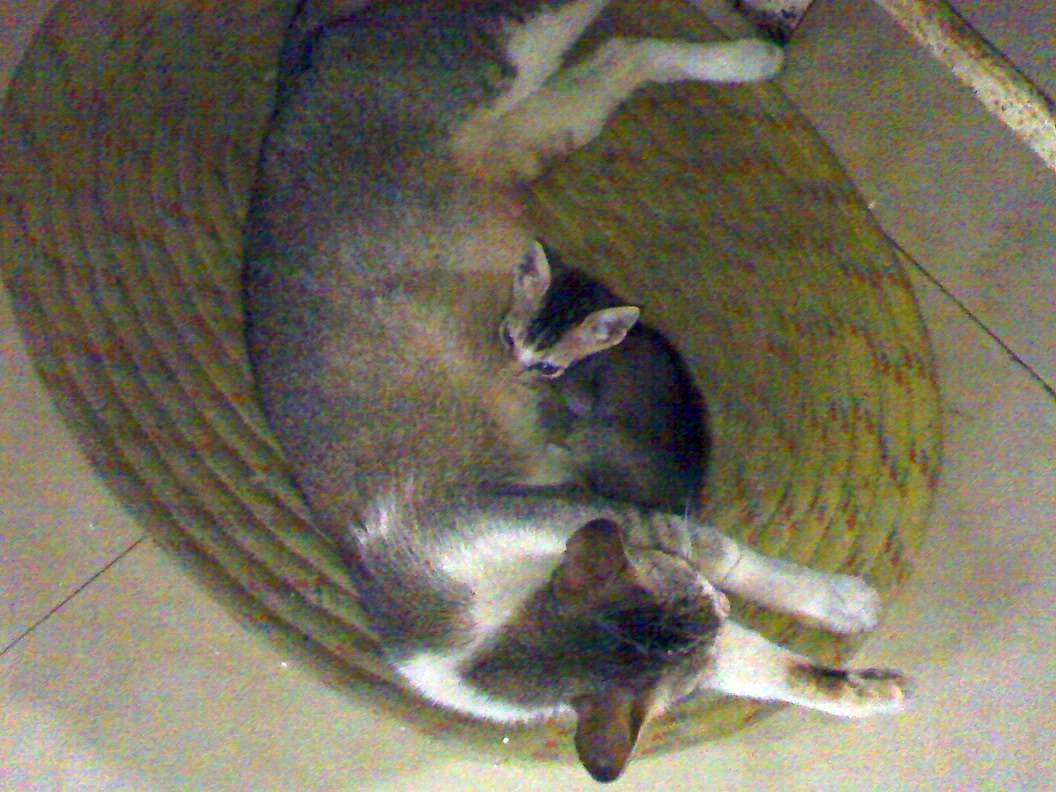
xmin=511 ymin=240 xmax=552 ymax=309
xmin=567 ymin=305 xmax=640 ymax=357
xmin=556 ymin=518 xmax=630 ymax=601
xmin=572 ymin=685 xmax=655 ymax=783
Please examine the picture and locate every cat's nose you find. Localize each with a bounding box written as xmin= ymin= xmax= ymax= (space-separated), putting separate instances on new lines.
xmin=501 ymin=359 xmax=533 ymax=383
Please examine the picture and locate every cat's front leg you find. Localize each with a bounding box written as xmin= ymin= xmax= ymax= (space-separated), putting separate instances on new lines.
xmin=695 ymin=529 xmax=881 ymax=634
xmin=705 ymin=621 xmax=912 ymax=718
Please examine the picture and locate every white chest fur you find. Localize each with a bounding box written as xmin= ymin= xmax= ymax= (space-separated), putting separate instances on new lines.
xmin=394 ymin=527 xmax=571 ymax=723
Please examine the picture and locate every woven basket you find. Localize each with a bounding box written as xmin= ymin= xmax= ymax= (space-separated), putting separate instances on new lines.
xmin=0 ymin=0 xmax=941 ymax=764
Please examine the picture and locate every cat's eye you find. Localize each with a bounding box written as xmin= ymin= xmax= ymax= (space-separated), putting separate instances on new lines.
xmin=499 ymin=323 xmax=513 ymax=348
xmin=530 ymin=361 xmax=562 ymax=378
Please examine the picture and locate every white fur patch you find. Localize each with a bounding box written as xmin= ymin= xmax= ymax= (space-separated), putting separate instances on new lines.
xmin=393 ymin=527 xmax=568 ymax=722
xmin=706 ymin=622 xmax=794 ymax=703
xmin=495 ymin=0 xmax=611 ymax=114
xmin=638 ymin=38 xmax=785 ymax=84
xmin=440 ymin=526 xmax=565 ymax=632
xmin=396 ymin=650 xmax=570 ymax=724
xmin=706 ymin=622 xmax=907 ymax=718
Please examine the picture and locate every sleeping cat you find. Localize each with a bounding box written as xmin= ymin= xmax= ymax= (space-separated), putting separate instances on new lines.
xmin=243 ymin=0 xmax=909 ymax=782
xmin=500 ymin=240 xmax=709 ymax=513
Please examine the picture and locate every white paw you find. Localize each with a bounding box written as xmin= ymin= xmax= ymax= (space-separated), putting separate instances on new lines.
xmin=645 ymin=38 xmax=784 ymax=85
xmin=725 ymin=38 xmax=785 ymax=82
xmin=840 ymin=669 xmax=914 ymax=717
xmin=813 ymin=574 xmax=882 ymax=634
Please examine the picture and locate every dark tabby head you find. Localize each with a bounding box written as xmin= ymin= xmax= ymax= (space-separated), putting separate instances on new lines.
xmin=500 ymin=241 xmax=640 ymax=379
xmin=464 ymin=518 xmax=726 ymax=782
xmin=551 ymin=519 xmax=727 ymax=782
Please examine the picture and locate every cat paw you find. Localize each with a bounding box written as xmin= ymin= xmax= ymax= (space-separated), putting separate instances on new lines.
xmin=794 ymin=663 xmax=912 ymax=718
xmin=840 ymin=668 xmax=914 ymax=717
xmin=646 ymin=38 xmax=784 ymax=85
xmin=811 ymin=574 xmax=882 ymax=634
xmin=726 ymin=38 xmax=785 ymax=81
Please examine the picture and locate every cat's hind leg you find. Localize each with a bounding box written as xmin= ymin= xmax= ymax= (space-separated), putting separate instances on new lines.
xmin=706 ymin=621 xmax=912 ymax=718
xmin=453 ymin=36 xmax=783 ymax=182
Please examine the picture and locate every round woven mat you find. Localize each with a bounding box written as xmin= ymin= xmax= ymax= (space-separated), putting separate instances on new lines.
xmin=1 ymin=0 xmax=941 ymax=764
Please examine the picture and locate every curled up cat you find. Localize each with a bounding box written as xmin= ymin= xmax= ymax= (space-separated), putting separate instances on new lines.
xmin=500 ymin=239 xmax=709 ymax=513
xmin=243 ymin=0 xmax=911 ymax=782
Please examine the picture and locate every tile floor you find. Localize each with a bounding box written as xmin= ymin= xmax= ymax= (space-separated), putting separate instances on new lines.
xmin=2 ymin=0 xmax=1055 ymax=789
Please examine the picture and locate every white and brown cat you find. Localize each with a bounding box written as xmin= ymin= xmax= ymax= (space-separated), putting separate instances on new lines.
xmin=243 ymin=0 xmax=909 ymax=782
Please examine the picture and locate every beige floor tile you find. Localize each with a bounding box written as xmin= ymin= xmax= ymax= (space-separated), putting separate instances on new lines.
xmin=1 ymin=281 xmax=144 ymax=650
xmin=0 ymin=539 xmax=438 ymax=792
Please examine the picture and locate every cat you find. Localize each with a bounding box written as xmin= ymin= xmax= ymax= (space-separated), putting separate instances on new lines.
xmin=500 ymin=240 xmax=709 ymax=513
xmin=243 ymin=0 xmax=909 ymax=782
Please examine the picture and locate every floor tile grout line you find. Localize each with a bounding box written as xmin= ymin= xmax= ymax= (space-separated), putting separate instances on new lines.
xmin=1 ymin=534 xmax=146 ymax=658
xmin=886 ymin=230 xmax=1056 ymax=407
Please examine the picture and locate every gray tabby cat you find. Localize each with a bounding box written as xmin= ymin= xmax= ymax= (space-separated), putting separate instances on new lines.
xmin=243 ymin=0 xmax=909 ymax=782
xmin=500 ymin=240 xmax=709 ymax=513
